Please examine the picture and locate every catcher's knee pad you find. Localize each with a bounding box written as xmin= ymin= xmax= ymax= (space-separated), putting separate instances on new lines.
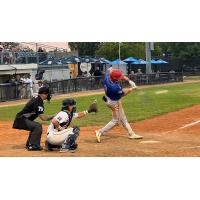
xmin=64 ymin=133 xmax=78 ymax=147
xmin=73 ymin=126 xmax=80 ymax=137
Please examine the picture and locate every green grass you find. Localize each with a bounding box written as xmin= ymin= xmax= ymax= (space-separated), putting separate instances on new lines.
xmin=1 ymin=82 xmax=200 ymax=127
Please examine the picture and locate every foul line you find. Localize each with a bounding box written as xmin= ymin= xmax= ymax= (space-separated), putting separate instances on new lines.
xmin=163 ymin=119 xmax=200 ymax=134
xmin=179 ymin=120 xmax=200 ymax=129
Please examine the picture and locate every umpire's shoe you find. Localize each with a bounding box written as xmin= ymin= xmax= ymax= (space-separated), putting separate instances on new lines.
xmin=27 ymin=145 xmax=43 ymax=151
xmin=60 ymin=143 xmax=78 ymax=153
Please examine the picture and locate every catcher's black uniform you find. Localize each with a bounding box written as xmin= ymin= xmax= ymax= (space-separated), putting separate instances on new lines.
xmin=13 ymin=96 xmax=45 ymax=148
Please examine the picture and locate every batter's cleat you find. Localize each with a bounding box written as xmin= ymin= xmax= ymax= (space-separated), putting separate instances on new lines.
xmin=60 ymin=143 xmax=78 ymax=153
xmin=95 ymin=130 xmax=101 ymax=143
xmin=129 ymin=133 xmax=143 ymax=139
xmin=27 ymin=145 xmax=43 ymax=151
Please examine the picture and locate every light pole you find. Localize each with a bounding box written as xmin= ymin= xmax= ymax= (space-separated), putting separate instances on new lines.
xmin=119 ymin=42 xmax=121 ymax=60
xmin=145 ymin=42 xmax=153 ymax=74
xmin=118 ymin=42 xmax=121 ymax=69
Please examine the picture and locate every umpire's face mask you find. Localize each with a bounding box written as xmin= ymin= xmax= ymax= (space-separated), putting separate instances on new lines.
xmin=47 ymin=93 xmax=52 ymax=101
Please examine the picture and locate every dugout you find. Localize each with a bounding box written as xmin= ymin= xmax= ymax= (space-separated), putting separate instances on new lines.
xmin=0 ymin=64 xmax=38 ymax=83
xmin=36 ymin=64 xmax=70 ymax=81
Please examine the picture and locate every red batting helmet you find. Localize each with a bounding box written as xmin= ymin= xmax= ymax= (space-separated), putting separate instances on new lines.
xmin=110 ymin=69 xmax=123 ymax=82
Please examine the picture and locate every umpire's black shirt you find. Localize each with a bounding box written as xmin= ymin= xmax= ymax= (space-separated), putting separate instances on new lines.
xmin=13 ymin=96 xmax=45 ymax=130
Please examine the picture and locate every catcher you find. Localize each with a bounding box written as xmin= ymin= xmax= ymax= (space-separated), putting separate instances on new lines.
xmin=95 ymin=67 xmax=143 ymax=143
xmin=45 ymin=98 xmax=98 ymax=152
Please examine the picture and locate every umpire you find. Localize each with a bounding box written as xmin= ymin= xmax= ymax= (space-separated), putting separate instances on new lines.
xmin=13 ymin=87 xmax=54 ymax=151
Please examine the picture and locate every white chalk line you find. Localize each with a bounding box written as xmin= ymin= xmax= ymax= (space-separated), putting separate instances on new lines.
xmin=179 ymin=120 xmax=200 ymax=129
xmin=180 ymin=146 xmax=200 ymax=150
xmin=140 ymin=140 xmax=160 ymax=144
xmin=163 ymin=119 xmax=200 ymax=134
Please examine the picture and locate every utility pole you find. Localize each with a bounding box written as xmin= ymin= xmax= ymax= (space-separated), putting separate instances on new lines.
xmin=36 ymin=43 xmax=39 ymax=64
xmin=145 ymin=42 xmax=153 ymax=74
xmin=119 ymin=42 xmax=121 ymax=60
xmin=118 ymin=42 xmax=121 ymax=69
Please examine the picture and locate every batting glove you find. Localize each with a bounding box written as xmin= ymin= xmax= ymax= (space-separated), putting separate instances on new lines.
xmin=129 ymin=80 xmax=137 ymax=89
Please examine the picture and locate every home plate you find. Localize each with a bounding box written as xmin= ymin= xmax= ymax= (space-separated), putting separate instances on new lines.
xmin=140 ymin=140 xmax=160 ymax=144
xmin=155 ymin=90 xmax=168 ymax=94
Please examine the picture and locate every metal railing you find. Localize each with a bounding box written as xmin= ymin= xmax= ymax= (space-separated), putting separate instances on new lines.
xmin=47 ymin=72 xmax=183 ymax=95
xmin=0 ymin=73 xmax=183 ymax=102
xmin=0 ymin=51 xmax=73 ymax=65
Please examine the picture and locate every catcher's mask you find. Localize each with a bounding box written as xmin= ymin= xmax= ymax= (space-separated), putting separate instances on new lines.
xmin=61 ymin=98 xmax=76 ymax=112
xmin=38 ymin=87 xmax=52 ymax=101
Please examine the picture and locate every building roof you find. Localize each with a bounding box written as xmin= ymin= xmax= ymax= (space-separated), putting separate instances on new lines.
xmin=0 ymin=64 xmax=37 ymax=75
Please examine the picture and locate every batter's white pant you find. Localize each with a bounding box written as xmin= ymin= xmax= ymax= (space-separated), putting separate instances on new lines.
xmin=99 ymin=97 xmax=134 ymax=136
xmin=47 ymin=128 xmax=74 ymax=145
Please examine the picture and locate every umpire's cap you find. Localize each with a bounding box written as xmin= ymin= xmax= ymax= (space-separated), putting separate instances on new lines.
xmin=61 ymin=98 xmax=76 ymax=111
xmin=38 ymin=87 xmax=50 ymax=94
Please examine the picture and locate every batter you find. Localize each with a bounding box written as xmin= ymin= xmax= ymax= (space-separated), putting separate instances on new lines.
xmin=95 ymin=67 xmax=143 ymax=143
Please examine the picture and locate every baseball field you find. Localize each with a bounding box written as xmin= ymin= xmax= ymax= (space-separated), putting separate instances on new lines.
xmin=1 ymin=80 xmax=200 ymax=156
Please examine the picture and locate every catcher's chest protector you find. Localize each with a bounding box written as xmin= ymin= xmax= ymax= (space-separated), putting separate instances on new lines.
xmin=59 ymin=111 xmax=73 ymax=129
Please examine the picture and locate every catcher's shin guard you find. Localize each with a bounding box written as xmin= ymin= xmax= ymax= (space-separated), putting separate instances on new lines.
xmin=73 ymin=126 xmax=80 ymax=136
xmin=60 ymin=126 xmax=80 ymax=152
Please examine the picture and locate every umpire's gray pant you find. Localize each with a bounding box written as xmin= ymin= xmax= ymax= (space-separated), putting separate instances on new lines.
xmin=24 ymin=119 xmax=42 ymax=146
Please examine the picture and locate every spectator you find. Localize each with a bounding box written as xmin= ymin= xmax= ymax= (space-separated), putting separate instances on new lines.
xmin=136 ymin=68 xmax=143 ymax=75
xmin=34 ymin=80 xmax=44 ymax=96
xmin=155 ymin=70 xmax=160 ymax=79
xmin=20 ymin=75 xmax=28 ymax=99
xmin=129 ymin=70 xmax=136 ymax=81
xmin=14 ymin=75 xmax=22 ymax=98
xmin=94 ymin=66 xmax=103 ymax=88
xmin=25 ymin=74 xmax=34 ymax=97
xmin=94 ymin=66 xmax=102 ymax=77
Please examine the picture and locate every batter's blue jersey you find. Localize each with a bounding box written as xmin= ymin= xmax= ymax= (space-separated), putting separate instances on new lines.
xmin=103 ymin=70 xmax=124 ymax=101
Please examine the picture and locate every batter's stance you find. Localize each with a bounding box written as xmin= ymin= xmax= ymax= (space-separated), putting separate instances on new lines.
xmin=13 ymin=87 xmax=54 ymax=151
xmin=95 ymin=67 xmax=143 ymax=143
xmin=45 ymin=98 xmax=98 ymax=152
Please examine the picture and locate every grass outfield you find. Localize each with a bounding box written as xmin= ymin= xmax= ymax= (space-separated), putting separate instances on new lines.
xmin=1 ymin=82 xmax=200 ymax=127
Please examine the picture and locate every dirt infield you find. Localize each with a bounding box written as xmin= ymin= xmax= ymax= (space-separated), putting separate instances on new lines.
xmin=1 ymin=104 xmax=200 ymax=157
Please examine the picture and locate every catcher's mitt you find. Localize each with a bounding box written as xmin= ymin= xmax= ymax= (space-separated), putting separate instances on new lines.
xmin=88 ymin=100 xmax=98 ymax=113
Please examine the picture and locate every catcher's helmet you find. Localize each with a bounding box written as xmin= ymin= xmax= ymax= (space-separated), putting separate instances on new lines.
xmin=61 ymin=98 xmax=76 ymax=111
xmin=110 ymin=69 xmax=123 ymax=82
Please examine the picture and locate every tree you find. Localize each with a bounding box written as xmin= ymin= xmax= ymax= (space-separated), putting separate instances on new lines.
xmin=154 ymin=42 xmax=200 ymax=59
xmin=68 ymin=42 xmax=101 ymax=56
xmin=95 ymin=42 xmax=145 ymax=60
